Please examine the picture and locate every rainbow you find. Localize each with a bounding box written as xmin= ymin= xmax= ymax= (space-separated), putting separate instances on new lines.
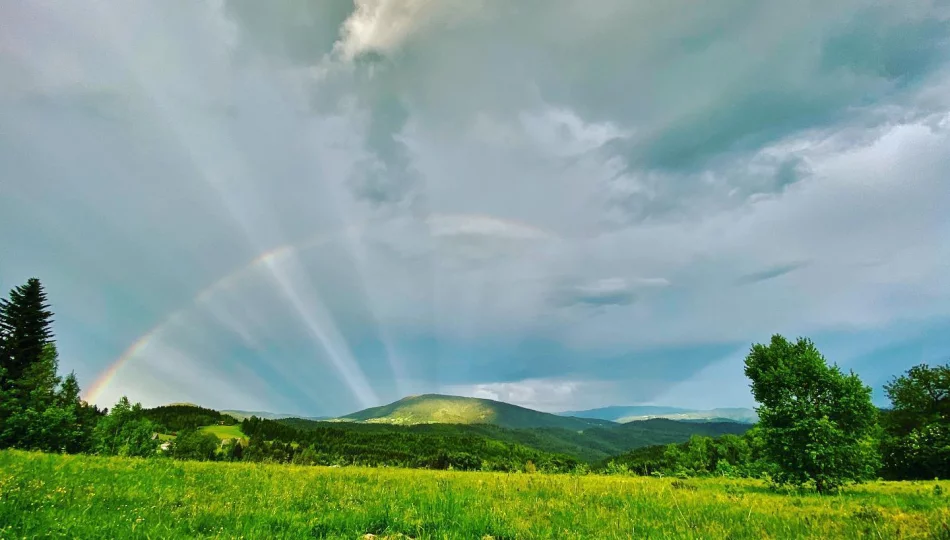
xmin=81 ymin=244 xmax=294 ymax=405
xmin=82 ymin=214 xmax=555 ymax=405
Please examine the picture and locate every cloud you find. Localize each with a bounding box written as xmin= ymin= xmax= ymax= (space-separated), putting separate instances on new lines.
xmin=441 ymin=378 xmax=615 ymax=413
xmin=2 ymin=1 xmax=949 ymax=414
xmin=735 ymin=262 xmax=810 ymax=286
xmin=556 ymin=277 xmax=669 ymax=308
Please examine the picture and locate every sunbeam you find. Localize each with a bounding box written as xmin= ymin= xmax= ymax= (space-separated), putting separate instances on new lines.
xmin=7 ymin=0 xmax=950 ymax=418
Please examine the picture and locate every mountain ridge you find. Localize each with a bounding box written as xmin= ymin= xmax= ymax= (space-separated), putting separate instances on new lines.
xmin=219 ymin=396 xmax=757 ymax=426
xmin=559 ymin=405 xmax=757 ymax=424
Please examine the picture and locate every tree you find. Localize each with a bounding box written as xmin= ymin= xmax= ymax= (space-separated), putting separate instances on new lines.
xmin=880 ymin=363 xmax=950 ymax=479
xmin=0 ymin=279 xmax=56 ymax=447
xmin=0 ymin=343 xmax=71 ymax=451
xmin=171 ymin=429 xmax=220 ymax=461
xmin=744 ymin=335 xmax=879 ymax=493
xmin=685 ymin=435 xmax=712 ymax=474
xmin=57 ymin=372 xmax=101 ymax=453
xmin=93 ymin=397 xmax=158 ymax=457
xmin=0 ymin=278 xmax=54 ymax=386
xmin=883 ymin=363 xmax=949 ymax=433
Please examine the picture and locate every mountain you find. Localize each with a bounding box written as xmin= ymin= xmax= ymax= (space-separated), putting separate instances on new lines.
xmin=562 ymin=405 xmax=758 ymax=424
xmin=617 ymin=408 xmax=758 ymax=424
xmin=154 ymin=397 xmax=752 ymax=465
xmin=558 ymin=405 xmax=691 ymax=421
xmin=338 ymin=394 xmax=615 ymax=430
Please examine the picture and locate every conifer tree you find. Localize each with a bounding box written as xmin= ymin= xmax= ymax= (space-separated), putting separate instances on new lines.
xmin=0 ymin=278 xmax=54 ymax=387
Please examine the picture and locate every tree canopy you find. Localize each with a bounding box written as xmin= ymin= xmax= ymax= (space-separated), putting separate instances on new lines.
xmin=880 ymin=362 xmax=950 ymax=480
xmin=744 ymin=335 xmax=879 ymax=493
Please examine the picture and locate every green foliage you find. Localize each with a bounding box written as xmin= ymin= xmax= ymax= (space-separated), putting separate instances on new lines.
xmin=2 ymin=450 xmax=948 ymax=539
xmin=92 ymin=397 xmax=159 ymax=458
xmin=596 ymin=429 xmax=774 ymax=479
xmin=880 ymin=362 xmax=950 ymax=480
xmin=171 ymin=429 xmax=221 ymax=461
xmin=0 ymin=278 xmax=53 ymax=386
xmin=283 ymin=415 xmax=750 ymax=464
xmin=0 ymin=279 xmax=101 ymax=454
xmin=143 ymin=404 xmax=238 ymax=433
xmin=744 ymin=335 xmax=880 ymax=493
xmin=241 ymin=416 xmax=580 ymax=472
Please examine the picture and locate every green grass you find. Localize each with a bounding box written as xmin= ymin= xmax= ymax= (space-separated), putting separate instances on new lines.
xmin=198 ymin=424 xmax=245 ymax=441
xmin=1 ymin=451 xmax=948 ymax=539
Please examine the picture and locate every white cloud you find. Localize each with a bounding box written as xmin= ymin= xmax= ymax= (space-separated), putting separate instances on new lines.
xmin=442 ymin=378 xmax=616 ymax=412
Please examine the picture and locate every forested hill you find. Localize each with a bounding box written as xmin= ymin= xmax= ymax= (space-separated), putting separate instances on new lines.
xmin=139 ymin=400 xmax=749 ymax=465
xmin=337 ymin=394 xmax=615 ymax=430
xmin=143 ymin=405 xmax=237 ymax=433
xmin=280 ymin=415 xmax=750 ymax=463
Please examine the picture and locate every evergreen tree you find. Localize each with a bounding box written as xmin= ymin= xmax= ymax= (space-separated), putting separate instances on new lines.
xmin=0 ymin=343 xmax=68 ymax=450
xmin=0 ymin=278 xmax=54 ymax=386
xmin=58 ymin=372 xmax=101 ymax=453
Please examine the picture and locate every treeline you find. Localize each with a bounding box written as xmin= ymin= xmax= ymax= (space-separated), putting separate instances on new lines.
xmin=599 ymin=337 xmax=949 ymax=491
xmin=277 ymin=417 xmax=749 ymax=464
xmin=143 ymin=404 xmax=237 ymax=433
xmin=598 ymin=430 xmax=772 ymax=478
xmin=239 ymin=416 xmax=580 ymax=472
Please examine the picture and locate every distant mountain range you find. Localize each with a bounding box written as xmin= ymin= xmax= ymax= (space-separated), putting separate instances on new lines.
xmin=558 ymin=405 xmax=757 ymax=424
xmin=222 ymin=396 xmax=757 ymax=427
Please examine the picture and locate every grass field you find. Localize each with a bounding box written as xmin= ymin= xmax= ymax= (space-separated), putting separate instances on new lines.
xmin=198 ymin=424 xmax=246 ymax=441
xmin=1 ymin=450 xmax=948 ymax=539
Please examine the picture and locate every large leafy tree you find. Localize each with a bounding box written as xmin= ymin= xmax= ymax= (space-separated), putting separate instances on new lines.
xmin=880 ymin=363 xmax=950 ymax=479
xmin=171 ymin=429 xmax=221 ymax=461
xmin=744 ymin=335 xmax=879 ymax=493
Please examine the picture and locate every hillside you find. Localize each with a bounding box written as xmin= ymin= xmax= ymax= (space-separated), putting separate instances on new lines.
xmin=153 ymin=397 xmax=751 ymax=464
xmin=338 ymin=394 xmax=615 ymax=430
xmin=143 ymin=404 xmax=238 ymax=432
xmin=280 ymin=416 xmax=751 ymax=463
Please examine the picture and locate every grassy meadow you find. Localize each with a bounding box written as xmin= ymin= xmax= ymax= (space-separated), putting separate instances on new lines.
xmin=1 ymin=450 xmax=948 ymax=539
xmin=199 ymin=424 xmax=246 ymax=441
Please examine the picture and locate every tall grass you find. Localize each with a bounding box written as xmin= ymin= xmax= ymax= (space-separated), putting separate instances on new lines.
xmin=1 ymin=450 xmax=947 ymax=539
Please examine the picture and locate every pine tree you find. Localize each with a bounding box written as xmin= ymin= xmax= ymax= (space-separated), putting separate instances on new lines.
xmin=0 ymin=279 xmax=98 ymax=452
xmin=0 ymin=278 xmax=54 ymax=386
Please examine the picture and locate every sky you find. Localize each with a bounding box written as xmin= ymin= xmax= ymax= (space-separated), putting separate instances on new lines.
xmin=1 ymin=0 xmax=949 ymax=416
